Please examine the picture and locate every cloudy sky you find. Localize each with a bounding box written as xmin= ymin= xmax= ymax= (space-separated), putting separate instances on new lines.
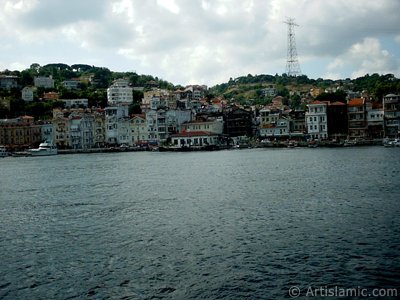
xmin=1 ymin=0 xmax=400 ymax=86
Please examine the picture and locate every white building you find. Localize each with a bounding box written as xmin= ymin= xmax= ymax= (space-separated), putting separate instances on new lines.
xmin=262 ymin=86 xmax=277 ymax=97
xmin=306 ymin=101 xmax=328 ymax=140
xmin=259 ymin=118 xmax=290 ymax=138
xmin=38 ymin=122 xmax=54 ymax=143
xmin=171 ymin=131 xmax=220 ymax=148
xmin=62 ymin=99 xmax=89 ymax=108
xmin=21 ymin=86 xmax=34 ymax=102
xmin=34 ymin=76 xmax=54 ymax=88
xmin=107 ymin=79 xmax=133 ymax=105
xmin=105 ymin=105 xmax=129 ymax=145
xmin=69 ymin=115 xmax=95 ymax=150
xmin=62 ymin=80 xmax=81 ymax=90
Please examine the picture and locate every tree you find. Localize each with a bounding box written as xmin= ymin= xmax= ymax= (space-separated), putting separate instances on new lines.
xmin=290 ymin=94 xmax=301 ymax=109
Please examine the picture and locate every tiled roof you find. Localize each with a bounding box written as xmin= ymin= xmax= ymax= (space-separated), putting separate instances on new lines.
xmin=348 ymin=98 xmax=365 ymax=107
xmin=131 ymin=114 xmax=145 ymax=119
xmin=330 ymin=101 xmax=346 ymax=106
xmin=309 ymin=101 xmax=328 ymax=105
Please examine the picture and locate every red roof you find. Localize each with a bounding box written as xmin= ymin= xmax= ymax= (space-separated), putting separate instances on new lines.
xmin=330 ymin=101 xmax=346 ymax=106
xmin=309 ymin=101 xmax=328 ymax=105
xmin=348 ymin=98 xmax=365 ymax=107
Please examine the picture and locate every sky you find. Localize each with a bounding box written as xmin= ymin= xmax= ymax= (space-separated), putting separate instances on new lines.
xmin=1 ymin=0 xmax=400 ymax=87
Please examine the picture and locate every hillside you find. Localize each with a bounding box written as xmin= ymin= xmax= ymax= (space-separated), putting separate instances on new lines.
xmin=1 ymin=63 xmax=400 ymax=119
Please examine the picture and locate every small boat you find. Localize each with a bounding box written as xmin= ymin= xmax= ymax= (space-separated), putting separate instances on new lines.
xmin=384 ymin=138 xmax=400 ymax=147
xmin=0 ymin=146 xmax=10 ymax=158
xmin=343 ymin=139 xmax=357 ymax=147
xmin=27 ymin=141 xmax=58 ymax=156
xmin=308 ymin=140 xmax=318 ymax=148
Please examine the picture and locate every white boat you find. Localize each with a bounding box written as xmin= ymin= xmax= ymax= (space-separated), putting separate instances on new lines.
xmin=0 ymin=146 xmax=10 ymax=158
xmin=28 ymin=141 xmax=58 ymax=156
xmin=383 ymin=138 xmax=400 ymax=147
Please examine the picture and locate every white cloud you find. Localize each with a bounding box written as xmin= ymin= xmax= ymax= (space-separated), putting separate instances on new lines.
xmin=325 ymin=38 xmax=399 ymax=79
xmin=157 ymin=0 xmax=180 ymax=14
xmin=1 ymin=0 xmax=400 ymax=85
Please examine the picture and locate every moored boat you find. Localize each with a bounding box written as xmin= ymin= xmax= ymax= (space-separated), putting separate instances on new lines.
xmin=383 ymin=138 xmax=400 ymax=147
xmin=0 ymin=146 xmax=10 ymax=158
xmin=27 ymin=141 xmax=58 ymax=156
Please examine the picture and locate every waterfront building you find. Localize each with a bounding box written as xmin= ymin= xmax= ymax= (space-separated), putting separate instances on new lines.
xmin=0 ymin=116 xmax=41 ymax=149
xmin=181 ymin=118 xmax=224 ymax=135
xmin=34 ymin=76 xmax=54 ymax=88
xmin=306 ymin=101 xmax=328 ymax=140
xmin=107 ymin=79 xmax=133 ymax=105
xmin=130 ymin=114 xmax=148 ymax=145
xmin=21 ymin=86 xmax=34 ymax=102
xmin=53 ymin=110 xmax=70 ymax=148
xmin=259 ymin=108 xmax=279 ymax=126
xmin=383 ymin=94 xmax=400 ymax=138
xmin=146 ymin=110 xmax=159 ymax=143
xmin=223 ymin=106 xmax=253 ymax=137
xmin=93 ymin=111 xmax=106 ymax=148
xmin=166 ymin=109 xmax=192 ymax=135
xmin=37 ymin=121 xmax=54 ymax=143
xmin=366 ymin=102 xmax=384 ymax=138
xmin=259 ymin=108 xmax=289 ymax=138
xmin=327 ymin=101 xmax=348 ymax=140
xmin=105 ymin=105 xmax=129 ymax=145
xmin=288 ymin=110 xmax=306 ymax=138
xmin=52 ymin=108 xmax=107 ymax=149
xmin=170 ymin=131 xmax=220 ymax=148
xmin=69 ymin=114 xmax=95 ymax=150
xmin=347 ymin=98 xmax=368 ymax=139
xmin=146 ymin=109 xmax=168 ymax=142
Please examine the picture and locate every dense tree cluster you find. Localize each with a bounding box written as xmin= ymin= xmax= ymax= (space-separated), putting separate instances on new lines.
xmin=1 ymin=63 xmax=399 ymax=119
xmin=209 ymin=73 xmax=400 ymax=109
xmin=0 ymin=63 xmax=175 ymax=118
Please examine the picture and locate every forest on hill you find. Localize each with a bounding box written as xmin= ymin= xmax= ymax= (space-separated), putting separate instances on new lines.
xmin=1 ymin=62 xmax=400 ymax=119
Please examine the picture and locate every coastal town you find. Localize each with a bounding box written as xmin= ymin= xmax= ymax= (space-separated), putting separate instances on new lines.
xmin=0 ymin=66 xmax=400 ymax=155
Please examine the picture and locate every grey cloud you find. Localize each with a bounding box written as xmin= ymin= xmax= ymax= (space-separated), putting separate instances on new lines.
xmin=20 ymin=0 xmax=108 ymax=29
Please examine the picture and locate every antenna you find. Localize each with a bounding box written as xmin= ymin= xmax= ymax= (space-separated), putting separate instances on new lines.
xmin=284 ymin=17 xmax=302 ymax=77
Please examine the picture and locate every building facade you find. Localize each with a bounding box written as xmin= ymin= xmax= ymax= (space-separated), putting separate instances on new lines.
xmin=107 ymin=79 xmax=133 ymax=105
xmin=306 ymin=101 xmax=328 ymax=140
xmin=347 ymin=98 xmax=368 ymax=139
xmin=34 ymin=76 xmax=54 ymax=88
xmin=383 ymin=94 xmax=400 ymax=138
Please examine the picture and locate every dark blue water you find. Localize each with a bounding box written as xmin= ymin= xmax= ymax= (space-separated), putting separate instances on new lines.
xmin=1 ymin=147 xmax=400 ymax=299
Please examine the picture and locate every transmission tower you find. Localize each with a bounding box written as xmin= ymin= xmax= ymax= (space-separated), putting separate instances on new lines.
xmin=284 ymin=17 xmax=302 ymax=77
